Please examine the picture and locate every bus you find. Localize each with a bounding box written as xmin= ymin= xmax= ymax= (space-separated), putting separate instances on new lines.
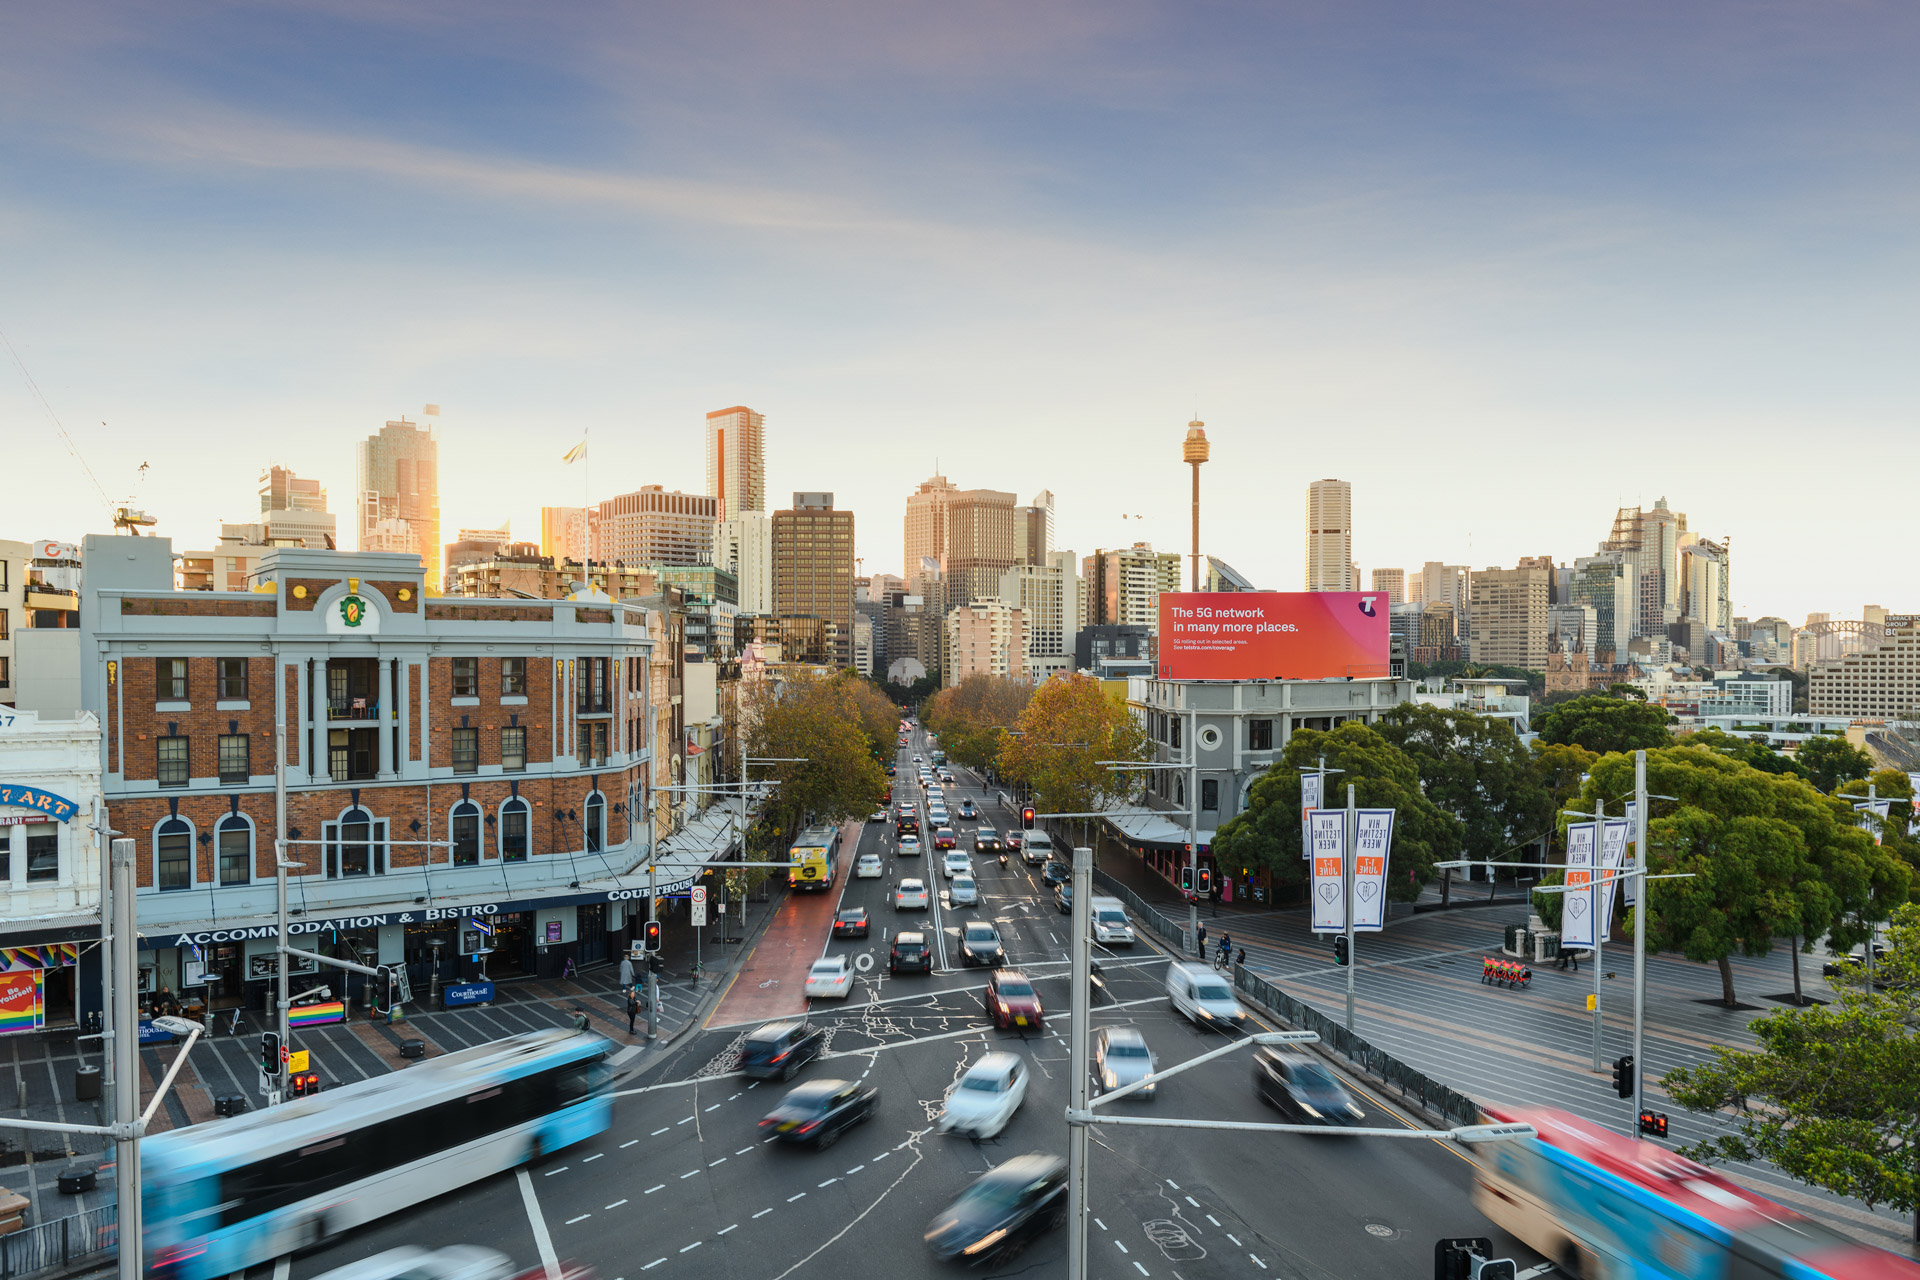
xmin=788 ymin=823 xmax=841 ymax=890
xmin=1473 ymin=1105 xmax=1920 ymax=1279
xmin=143 ymin=1029 xmax=612 ymax=1279
xmin=930 ymin=749 xmax=947 ymax=767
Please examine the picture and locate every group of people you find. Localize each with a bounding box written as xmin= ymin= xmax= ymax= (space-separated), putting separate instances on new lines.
xmin=1195 ymin=924 xmax=1246 ymax=970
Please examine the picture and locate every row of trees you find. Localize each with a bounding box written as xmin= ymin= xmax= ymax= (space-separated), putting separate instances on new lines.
xmin=740 ymin=671 xmax=897 ymax=850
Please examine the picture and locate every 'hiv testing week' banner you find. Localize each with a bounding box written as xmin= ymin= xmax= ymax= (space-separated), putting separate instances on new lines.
xmin=1562 ymin=822 xmax=1597 ymax=949
xmin=1158 ymin=592 xmax=1389 ymax=681
xmin=1309 ymin=811 xmax=1348 ymax=933
xmin=1350 ymin=810 xmax=1395 ymax=931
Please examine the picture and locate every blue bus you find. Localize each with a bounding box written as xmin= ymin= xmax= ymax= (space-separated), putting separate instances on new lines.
xmin=144 ymin=1029 xmax=613 ymax=1279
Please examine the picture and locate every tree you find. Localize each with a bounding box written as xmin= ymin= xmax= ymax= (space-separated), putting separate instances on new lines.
xmin=878 ymin=671 xmax=941 ymax=707
xmin=1663 ymin=904 xmax=1920 ymax=1229
xmin=998 ymin=675 xmax=1148 ymax=847
xmin=1375 ymin=705 xmax=1553 ymax=892
xmin=1535 ymin=693 xmax=1673 ymax=754
xmin=1682 ymin=726 xmax=1807 ymax=780
xmin=1212 ymin=723 xmax=1461 ymax=904
xmin=742 ymin=673 xmax=888 ymax=839
xmin=922 ymin=675 xmax=1032 ymax=771
xmin=1796 ymin=735 xmax=1874 ymax=794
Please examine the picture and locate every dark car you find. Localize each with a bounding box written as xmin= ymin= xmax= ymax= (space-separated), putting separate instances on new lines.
xmin=833 ymin=907 xmax=869 ymax=938
xmin=924 ymin=1152 xmax=1068 ymax=1263
xmin=958 ymin=922 xmax=1005 ymax=968
xmin=1040 ymin=859 xmax=1070 ymax=887
xmin=974 ymin=828 xmax=1002 ymax=853
xmin=1054 ymin=883 xmax=1073 ymax=914
xmin=891 ymin=931 xmax=933 ymax=974
xmin=1252 ymin=1047 xmax=1365 ymax=1126
xmin=739 ymin=1019 xmax=825 ymax=1081
xmin=759 ymin=1079 xmax=879 ymax=1149
xmin=984 ymin=968 xmax=1044 ymax=1032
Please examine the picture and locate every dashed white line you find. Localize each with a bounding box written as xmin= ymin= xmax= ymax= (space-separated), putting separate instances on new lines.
xmin=565 ymin=1214 xmax=591 ymax=1225
xmin=606 ymin=1199 xmax=628 ymax=1210
xmin=1115 ymin=1240 xmax=1130 ymax=1254
xmin=1094 ymin=1218 xmax=1108 ymax=1231
xmin=622 ymin=1139 xmax=640 ymax=1148
xmin=753 ymin=1208 xmax=773 ymax=1219
xmin=645 ymin=1184 xmax=665 ymax=1195
xmin=1134 ymin=1264 xmax=1150 ymax=1277
xmin=1226 ymin=1233 xmax=1242 ymax=1246
xmin=1185 ymin=1195 xmax=1199 ymax=1207
xmin=1166 ymin=1179 xmax=1180 ymax=1190
xmin=584 ymin=1154 xmax=603 ymax=1163
xmin=705 ymin=1103 xmax=722 ymax=1112
xmin=543 ymin=1167 xmax=569 ymax=1176
xmin=735 ymin=1146 xmax=753 ymax=1155
xmin=1206 ymin=1215 xmax=1221 ymax=1227
xmin=652 ymin=1127 xmax=669 ymax=1135
xmin=677 ymin=1116 xmax=695 ymax=1125
xmin=641 ymin=1261 xmax=665 ymax=1271
xmin=1250 ymin=1256 xmax=1268 ymax=1270
xmin=818 ymin=1177 xmax=839 ymax=1187
xmin=680 ymin=1169 xmax=699 ymax=1179
xmin=680 ymin=1242 xmax=702 ymax=1253
xmin=718 ymin=1224 xmax=737 ymax=1235
xmin=872 ymin=1151 xmax=890 ymax=1161
xmin=845 ymin=1164 xmax=865 ymax=1174
xmin=788 ymin=1192 xmax=807 ymax=1202
xmin=729 ymin=1093 xmax=742 ymax=1100
xmin=709 ymin=1158 xmax=727 ymax=1167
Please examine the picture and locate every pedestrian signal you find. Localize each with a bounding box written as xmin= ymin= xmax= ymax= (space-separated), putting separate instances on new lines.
xmin=1637 ymin=1109 xmax=1668 ymax=1137
xmin=289 ymin=1071 xmax=321 ymax=1098
xmin=1333 ymin=936 xmax=1350 ymax=966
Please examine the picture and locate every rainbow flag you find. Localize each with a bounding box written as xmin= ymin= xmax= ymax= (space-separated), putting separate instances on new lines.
xmin=288 ymin=1000 xmax=346 ymax=1029
xmin=0 ymin=972 xmax=43 ymax=1033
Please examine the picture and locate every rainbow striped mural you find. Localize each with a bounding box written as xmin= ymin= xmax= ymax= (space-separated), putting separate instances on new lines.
xmin=287 ymin=1000 xmax=346 ymax=1029
xmin=0 ymin=972 xmax=45 ymax=1033
xmin=1 ymin=943 xmax=79 ymax=972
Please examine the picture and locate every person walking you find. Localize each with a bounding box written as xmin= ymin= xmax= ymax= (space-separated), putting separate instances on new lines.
xmin=626 ymin=991 xmax=641 ymax=1034
xmin=619 ymin=953 xmax=636 ymax=996
xmin=1196 ymin=922 xmax=1208 ymax=956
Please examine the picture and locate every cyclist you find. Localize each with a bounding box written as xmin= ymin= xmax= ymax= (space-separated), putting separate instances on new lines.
xmin=1216 ymin=932 xmax=1233 ymax=969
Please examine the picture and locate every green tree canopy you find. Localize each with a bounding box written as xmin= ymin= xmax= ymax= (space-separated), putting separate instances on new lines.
xmin=1212 ymin=723 xmax=1461 ymax=903
xmin=1682 ymin=726 xmax=1807 ymax=779
xmin=1535 ymin=693 xmax=1673 ymax=753
xmin=1794 ymin=735 xmax=1874 ymax=794
xmin=1663 ymin=904 xmax=1920 ymax=1221
xmin=1375 ymin=704 xmax=1552 ymax=868
xmin=998 ymin=675 xmax=1148 ymax=846
xmin=922 ymin=675 xmax=1032 ymax=770
xmin=743 ymin=672 xmax=888 ymax=838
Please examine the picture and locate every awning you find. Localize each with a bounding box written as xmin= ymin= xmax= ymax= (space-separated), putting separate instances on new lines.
xmin=1102 ymin=812 xmax=1217 ymax=850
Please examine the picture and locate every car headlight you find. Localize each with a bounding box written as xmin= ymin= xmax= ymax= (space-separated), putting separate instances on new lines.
xmin=1102 ymin=1069 xmax=1117 ymax=1088
xmin=1300 ymin=1102 xmax=1322 ymax=1119
xmin=1346 ymin=1103 xmax=1364 ymax=1118
xmin=1199 ymin=1009 xmax=1212 ymax=1019
xmin=962 ymin=1228 xmax=1007 ymax=1256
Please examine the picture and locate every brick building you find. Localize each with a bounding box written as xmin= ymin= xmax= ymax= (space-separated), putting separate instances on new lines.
xmin=76 ymin=536 xmax=679 ymax=1011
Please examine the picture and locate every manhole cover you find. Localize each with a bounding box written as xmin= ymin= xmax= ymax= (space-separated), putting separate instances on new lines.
xmin=1365 ymin=1223 xmax=1395 ymax=1238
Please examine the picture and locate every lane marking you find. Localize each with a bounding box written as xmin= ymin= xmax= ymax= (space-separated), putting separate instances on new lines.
xmin=754 ymin=1208 xmax=773 ymax=1218
xmin=543 ymin=1166 xmax=569 ymax=1176
xmin=788 ymin=1192 xmax=808 ymax=1202
xmin=515 ymin=1168 xmax=562 ymax=1280
xmin=564 ymin=1214 xmax=591 ymax=1225
xmin=642 ymin=1261 xmax=665 ymax=1272
xmin=1135 ymin=1264 xmax=1151 ymax=1277
xmin=677 ymin=1116 xmax=695 ymax=1125
xmin=1095 ymin=1218 xmax=1108 ymax=1231
xmin=719 ymin=1224 xmax=738 ymax=1235
xmin=1206 ymin=1214 xmax=1220 ymax=1226
xmin=873 ymin=1151 xmax=890 ymax=1161
xmin=1166 ymin=1179 xmax=1180 ymax=1190
xmin=818 ymin=1177 xmax=839 ymax=1187
xmin=705 ymin=1103 xmax=722 ymax=1112
xmin=275 ymin=1260 xmax=291 ymax=1280
xmin=680 ymin=1169 xmax=699 ymax=1179
xmin=680 ymin=1242 xmax=702 ymax=1253
xmin=710 ymin=1157 xmax=727 ymax=1167
xmin=606 ymin=1199 xmax=628 ymax=1209
xmin=622 ymin=1139 xmax=640 ymax=1148
xmin=845 ymin=1164 xmax=865 ymax=1174
xmin=736 ymin=1146 xmax=754 ymax=1155
xmin=1226 ymin=1233 xmax=1241 ymax=1246
xmin=652 ymin=1127 xmax=669 ymax=1136
xmin=645 ymin=1184 xmax=665 ymax=1195
xmin=1250 ymin=1256 xmax=1268 ymax=1269
xmin=1116 ymin=1240 xmax=1130 ymax=1253
xmin=1186 ymin=1195 xmax=1200 ymax=1207
xmin=583 ymin=1153 xmax=603 ymax=1163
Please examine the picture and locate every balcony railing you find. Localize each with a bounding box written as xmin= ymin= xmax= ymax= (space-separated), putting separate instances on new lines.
xmin=327 ymin=697 xmax=380 ymax=721
xmin=577 ymin=696 xmax=611 ymax=714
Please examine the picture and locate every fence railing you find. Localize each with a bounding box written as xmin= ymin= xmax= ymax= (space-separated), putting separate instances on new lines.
xmin=0 ymin=1203 xmax=117 ymax=1279
xmin=1233 ymin=966 xmax=1483 ymax=1131
xmin=1090 ymin=866 xmax=1193 ymax=955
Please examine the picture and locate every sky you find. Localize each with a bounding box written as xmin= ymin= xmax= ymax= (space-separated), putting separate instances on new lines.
xmin=3 ymin=1 xmax=1917 ymax=624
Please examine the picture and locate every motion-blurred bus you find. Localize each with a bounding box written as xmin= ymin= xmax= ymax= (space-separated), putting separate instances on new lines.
xmin=788 ymin=823 xmax=841 ymax=890
xmin=1474 ymin=1105 xmax=1919 ymax=1279
xmin=144 ymin=1029 xmax=612 ymax=1279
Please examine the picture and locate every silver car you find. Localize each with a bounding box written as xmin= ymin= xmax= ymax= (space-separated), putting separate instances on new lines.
xmin=312 ymin=1247 xmax=514 ymax=1280
xmin=1092 ymin=1025 xmax=1157 ymax=1099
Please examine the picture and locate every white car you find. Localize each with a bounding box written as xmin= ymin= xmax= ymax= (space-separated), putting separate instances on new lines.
xmin=896 ymin=878 xmax=929 ymax=910
xmin=949 ymin=875 xmax=978 ymax=906
xmin=868 ymin=808 xmax=887 ymax=823
xmin=312 ymin=1248 xmax=514 ymax=1280
xmin=938 ymin=1052 xmax=1030 ymax=1139
xmin=898 ymin=835 xmax=922 ymax=857
xmin=928 ymin=807 xmax=950 ymax=828
xmin=855 ymin=853 xmax=883 ymax=879
xmin=943 ymin=849 xmax=972 ymax=879
xmin=913 ymin=754 xmax=924 ymax=763
xmin=805 ymin=956 xmax=854 ymax=999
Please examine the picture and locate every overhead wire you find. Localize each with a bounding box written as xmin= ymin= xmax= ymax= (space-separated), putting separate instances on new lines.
xmin=0 ymin=324 xmax=115 ymax=518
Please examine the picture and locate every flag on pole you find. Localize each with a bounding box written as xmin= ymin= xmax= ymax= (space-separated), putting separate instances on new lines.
xmin=1561 ymin=822 xmax=1597 ymax=949
xmin=1598 ymin=819 xmax=1630 ymax=940
xmin=562 ymin=440 xmax=588 ymax=464
xmin=1308 ymin=811 xmax=1347 ymax=934
xmin=1350 ymin=809 xmax=1394 ymax=932
xmin=1299 ymin=773 xmax=1321 ymax=860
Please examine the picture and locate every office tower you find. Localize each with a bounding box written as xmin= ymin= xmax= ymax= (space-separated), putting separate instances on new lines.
xmin=1568 ymin=553 xmax=1637 ymax=662
xmin=1080 ymin=544 xmax=1181 ymax=629
xmin=1810 ymin=620 xmax=1920 ymax=717
xmin=1547 ymin=603 xmax=1598 ymax=654
xmin=1370 ymin=568 xmax=1405 ymax=608
xmin=705 ymin=406 xmax=766 ymax=521
xmin=1014 ymin=490 xmax=1055 ymax=567
xmin=592 ymin=486 xmax=716 ymax=566
xmin=356 ymin=408 xmax=441 ymax=584
xmin=903 ymin=475 xmax=1017 ymax=609
xmin=1679 ymin=538 xmax=1730 ymax=637
xmin=541 ymin=506 xmax=588 ymax=563
xmin=1206 ymin=557 xmax=1257 ymax=592
xmin=998 ymin=550 xmax=1080 ymax=681
xmin=1515 ymin=556 xmax=1558 ymax=604
xmin=867 ymin=573 xmax=905 ymax=604
xmin=1305 ymin=479 xmax=1353 ymax=591
xmin=717 ymin=510 xmax=774 ymax=615
xmin=772 ymin=493 xmax=855 ymax=667
xmin=1417 ymin=562 xmax=1471 ymax=636
xmin=1468 ymin=563 xmax=1551 ymax=668
xmin=944 ymin=598 xmax=1026 ymax=685
xmin=261 ymin=465 xmax=328 ymax=514
xmin=1603 ymin=497 xmax=1687 ymax=638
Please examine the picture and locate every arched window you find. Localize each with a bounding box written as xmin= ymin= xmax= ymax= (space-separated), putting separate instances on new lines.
xmin=325 ymin=806 xmax=387 ymax=878
xmin=584 ymin=793 xmax=605 ymax=854
xmin=155 ymin=817 xmax=193 ymax=891
xmin=216 ymin=815 xmax=252 ymax=887
xmin=451 ymin=801 xmax=481 ymax=867
xmin=1175 ymin=776 xmax=1186 ymax=808
xmin=500 ymin=798 xmax=530 ymax=863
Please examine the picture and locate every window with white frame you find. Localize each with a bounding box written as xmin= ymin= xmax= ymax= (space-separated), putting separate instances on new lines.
xmin=216 ymin=815 xmax=251 ymax=886
xmin=155 ymin=817 xmax=193 ymax=890
xmin=451 ymin=801 xmax=481 ymax=866
xmin=25 ymin=824 xmax=59 ymax=882
xmin=324 ymin=807 xmax=388 ymax=878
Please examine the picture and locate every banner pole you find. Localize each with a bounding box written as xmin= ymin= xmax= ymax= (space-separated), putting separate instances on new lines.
xmin=1591 ymin=798 xmax=1604 ymax=1073
xmin=1345 ymin=783 xmax=1356 ymax=1033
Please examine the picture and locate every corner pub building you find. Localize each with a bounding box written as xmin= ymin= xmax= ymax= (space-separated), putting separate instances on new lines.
xmin=76 ymin=536 xmax=658 ymax=1015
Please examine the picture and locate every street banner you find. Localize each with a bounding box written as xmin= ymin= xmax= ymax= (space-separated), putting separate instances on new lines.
xmin=1561 ymin=822 xmax=1597 ymax=949
xmin=287 ymin=1000 xmax=346 ymax=1029
xmin=1855 ymin=799 xmax=1892 ymax=846
xmin=1621 ymin=801 xmax=1639 ymax=906
xmin=1299 ymin=772 xmax=1322 ymax=860
xmin=1598 ymin=819 xmax=1631 ymax=941
xmin=1351 ymin=809 xmax=1395 ymax=932
xmin=1309 ymin=810 xmax=1347 ymax=934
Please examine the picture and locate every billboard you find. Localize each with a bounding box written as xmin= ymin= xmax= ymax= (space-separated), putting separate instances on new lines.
xmin=1157 ymin=592 xmax=1389 ymax=681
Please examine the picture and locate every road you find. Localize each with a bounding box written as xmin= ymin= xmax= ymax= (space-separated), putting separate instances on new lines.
xmin=260 ymin=723 xmax=1542 ymax=1279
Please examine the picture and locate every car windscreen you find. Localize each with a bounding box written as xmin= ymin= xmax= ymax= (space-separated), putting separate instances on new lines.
xmin=960 ymin=1074 xmax=1007 ymax=1092
xmin=965 ymin=926 xmax=997 ymax=942
xmin=1293 ymin=1063 xmax=1343 ymax=1092
xmin=996 ymin=980 xmax=1035 ymax=997
xmin=1195 ymin=983 xmax=1233 ymax=1001
xmin=1097 ymin=910 xmax=1127 ymax=923
xmin=1106 ymin=1041 xmax=1149 ymax=1058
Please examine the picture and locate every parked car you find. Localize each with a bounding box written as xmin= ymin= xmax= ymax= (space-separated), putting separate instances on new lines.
xmin=937 ymin=1051 xmax=1029 ymax=1139
xmin=1092 ymin=1025 xmax=1156 ymax=1099
xmin=891 ymin=931 xmax=933 ymax=974
xmin=983 ymin=968 xmax=1044 ymax=1032
xmin=958 ymin=922 xmax=1005 ymax=967
xmin=974 ymin=827 xmax=1002 ymax=853
xmin=738 ymin=1018 xmax=826 ymax=1081
xmin=805 ymin=956 xmax=854 ymax=999
xmin=832 ymin=907 xmax=870 ymax=938
xmin=1252 ymin=1047 xmax=1365 ymax=1126
xmin=759 ymin=1079 xmax=879 ymax=1149
xmin=895 ymin=878 xmax=929 ymax=910
xmin=1165 ymin=961 xmax=1246 ymax=1030
xmin=923 ymin=1153 xmax=1067 ymax=1263
xmin=949 ymin=874 xmax=979 ymax=906
xmin=855 ymin=853 xmax=883 ymax=879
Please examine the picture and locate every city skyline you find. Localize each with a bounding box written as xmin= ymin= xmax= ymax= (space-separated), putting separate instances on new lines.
xmin=5 ymin=5 xmax=1919 ymax=622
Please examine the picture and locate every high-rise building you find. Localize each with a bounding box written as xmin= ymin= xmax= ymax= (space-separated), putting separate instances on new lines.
xmin=1206 ymin=557 xmax=1257 ymax=593
xmin=1547 ymin=603 xmax=1598 ymax=654
xmin=1809 ymin=621 xmax=1920 ymax=718
xmin=1305 ymin=479 xmax=1353 ymax=592
xmin=443 ymin=525 xmax=513 ymax=591
xmin=1014 ymin=490 xmax=1055 ymax=567
xmin=705 ymin=406 xmax=766 ymax=522
xmin=772 ymin=492 xmax=855 ymax=667
xmin=1081 ymin=544 xmax=1181 ymax=630
xmin=1679 ymin=538 xmax=1730 ymax=634
xmin=998 ymin=550 xmax=1080 ymax=682
xmin=904 ymin=475 xmax=1018 ymax=609
xmin=356 ymin=408 xmax=441 ymax=587
xmin=1416 ymin=563 xmax=1470 ymax=637
xmin=1604 ymin=497 xmax=1687 ymax=638
xmin=1370 ymin=568 xmax=1405 ymax=608
xmin=1567 ymin=553 xmax=1637 ymax=662
xmin=261 ymin=465 xmax=328 ymax=515
xmin=944 ymin=598 xmax=1025 ymax=685
xmin=592 ymin=487 xmax=716 ymax=567
xmin=541 ymin=506 xmax=588 ymax=563
xmin=1468 ymin=563 xmax=1551 ymax=668
xmin=716 ymin=511 xmax=774 ymax=615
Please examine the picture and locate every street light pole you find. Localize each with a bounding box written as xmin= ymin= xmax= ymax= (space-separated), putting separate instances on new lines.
xmin=1591 ymin=796 xmax=1605 ymax=1074
xmin=1187 ymin=706 xmax=1199 ymax=955
xmin=1632 ymin=751 xmax=1648 ymax=1134
xmin=273 ymin=710 xmax=289 ymax=1108
xmin=1345 ymin=782 xmax=1358 ymax=1032
xmin=110 ymin=837 xmax=139 ymax=1280
xmin=1066 ymin=842 xmax=1093 ymax=1280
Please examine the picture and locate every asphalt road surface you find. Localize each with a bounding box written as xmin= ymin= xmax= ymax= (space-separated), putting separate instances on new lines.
xmin=259 ymin=726 xmax=1543 ymax=1280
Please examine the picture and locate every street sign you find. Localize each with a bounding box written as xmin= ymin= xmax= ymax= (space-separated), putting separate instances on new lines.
xmin=691 ymin=884 xmax=708 ymax=927
xmin=287 ymin=1049 xmax=310 ymax=1074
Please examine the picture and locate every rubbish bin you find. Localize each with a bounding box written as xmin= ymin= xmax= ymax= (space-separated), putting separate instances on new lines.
xmin=73 ymin=1065 xmax=101 ymax=1101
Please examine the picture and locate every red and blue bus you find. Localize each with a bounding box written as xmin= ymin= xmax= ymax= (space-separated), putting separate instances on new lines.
xmin=1474 ymin=1105 xmax=1919 ymax=1279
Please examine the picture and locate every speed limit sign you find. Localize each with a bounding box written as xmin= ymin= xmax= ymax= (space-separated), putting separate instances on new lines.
xmin=691 ymin=884 xmax=708 ymax=927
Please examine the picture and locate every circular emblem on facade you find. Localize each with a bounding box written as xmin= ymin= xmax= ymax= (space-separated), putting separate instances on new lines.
xmin=398 ymin=587 xmax=412 ymax=601
xmin=339 ymin=595 xmax=367 ymax=627
xmin=292 ymin=585 xmax=307 ymax=599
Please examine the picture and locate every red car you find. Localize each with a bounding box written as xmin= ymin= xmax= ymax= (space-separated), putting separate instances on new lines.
xmin=934 ymin=828 xmax=957 ymax=850
xmin=832 ymin=908 xmax=869 ymax=938
xmin=983 ymin=968 xmax=1044 ymax=1032
xmin=1004 ymin=830 xmax=1023 ymax=851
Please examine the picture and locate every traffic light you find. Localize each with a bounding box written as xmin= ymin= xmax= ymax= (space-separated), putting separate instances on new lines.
xmin=289 ymin=1071 xmax=321 ymax=1098
xmin=1179 ymin=866 xmax=1194 ymax=892
xmin=1433 ymin=1238 xmax=1510 ymax=1280
xmin=1021 ymin=806 xmax=1035 ymax=831
xmin=647 ymin=954 xmax=663 ymax=974
xmin=1196 ymin=867 xmax=1213 ymax=896
xmin=642 ymin=920 xmax=663 ymax=953
xmin=1637 ymin=1109 xmax=1668 ymax=1137
xmin=1333 ymin=936 xmax=1350 ymax=966
xmin=1613 ymin=1054 xmax=1634 ymax=1099
xmin=261 ymin=1031 xmax=282 ymax=1078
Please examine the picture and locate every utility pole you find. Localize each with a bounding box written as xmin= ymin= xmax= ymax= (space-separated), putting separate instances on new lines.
xmin=1590 ymin=796 xmax=1605 ymax=1074
xmin=110 ymin=837 xmax=139 ymax=1280
xmin=1065 ymin=843 xmax=1093 ymax=1279
xmin=1186 ymin=705 xmax=1199 ymax=954
xmin=1345 ymin=782 xmax=1358 ymax=1032
xmin=272 ymin=703 xmax=289 ymax=1107
xmin=1632 ymin=751 xmax=1648 ymax=1136
xmin=91 ymin=802 xmax=114 ymax=1124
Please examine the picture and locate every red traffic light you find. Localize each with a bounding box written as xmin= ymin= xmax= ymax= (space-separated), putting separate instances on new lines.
xmin=642 ymin=920 xmax=663 ymax=953
xmin=1021 ymin=806 xmax=1035 ymax=831
xmin=1637 ymin=1109 xmax=1668 ymax=1137
xmin=1197 ymin=867 xmax=1213 ymax=894
xmin=289 ymin=1071 xmax=321 ymax=1098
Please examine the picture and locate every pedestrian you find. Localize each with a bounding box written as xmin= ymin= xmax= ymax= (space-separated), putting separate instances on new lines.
xmin=1196 ymin=922 xmax=1207 ymax=954
xmin=619 ymin=953 xmax=635 ymax=994
xmin=626 ymin=992 xmax=641 ymax=1034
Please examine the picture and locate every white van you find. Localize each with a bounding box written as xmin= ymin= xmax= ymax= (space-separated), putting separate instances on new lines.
xmin=1021 ymin=830 xmax=1054 ymax=866
xmin=1089 ymin=896 xmax=1135 ymax=946
xmin=1166 ymin=962 xmax=1246 ymax=1030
